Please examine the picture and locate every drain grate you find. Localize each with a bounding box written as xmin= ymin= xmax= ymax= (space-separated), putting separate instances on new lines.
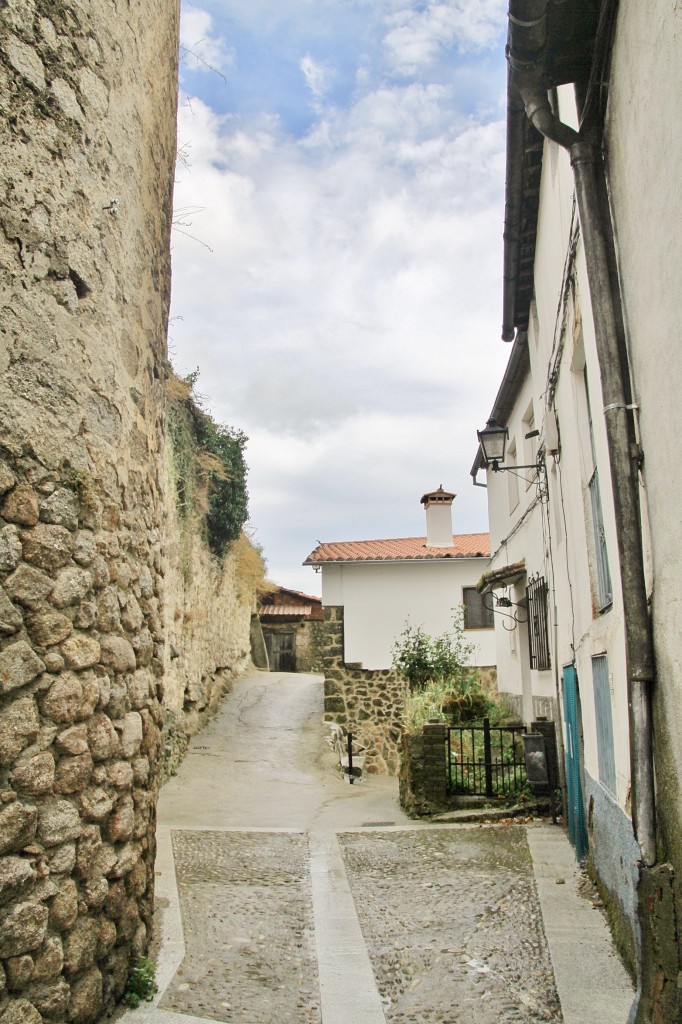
xmin=361 ymin=821 xmax=396 ymax=827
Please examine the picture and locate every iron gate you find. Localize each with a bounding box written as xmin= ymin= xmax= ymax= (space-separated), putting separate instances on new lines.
xmin=447 ymin=718 xmax=527 ymax=797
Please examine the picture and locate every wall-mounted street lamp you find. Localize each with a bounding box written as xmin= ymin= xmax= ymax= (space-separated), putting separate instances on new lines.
xmin=476 ymin=418 xmax=509 ymax=469
xmin=476 ymin=418 xmax=541 ymax=473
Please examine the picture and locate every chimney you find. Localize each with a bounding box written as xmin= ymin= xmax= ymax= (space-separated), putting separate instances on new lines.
xmin=420 ymin=485 xmax=456 ymax=548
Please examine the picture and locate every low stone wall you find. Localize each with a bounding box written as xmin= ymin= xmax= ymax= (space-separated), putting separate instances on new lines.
xmin=320 ymin=607 xmax=405 ymax=775
xmin=399 ymin=724 xmax=450 ymax=815
xmin=292 ymin=620 xmax=318 ymax=673
xmin=498 ymin=692 xmax=558 ymax=724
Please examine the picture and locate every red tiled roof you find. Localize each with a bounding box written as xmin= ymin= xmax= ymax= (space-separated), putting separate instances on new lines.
xmin=275 ymin=587 xmax=322 ymax=603
xmin=261 ymin=604 xmax=313 ymax=617
xmin=303 ymin=533 xmax=490 ymax=565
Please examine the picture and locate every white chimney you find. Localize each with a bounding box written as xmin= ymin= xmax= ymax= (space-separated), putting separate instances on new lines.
xmin=420 ymin=485 xmax=455 ymax=548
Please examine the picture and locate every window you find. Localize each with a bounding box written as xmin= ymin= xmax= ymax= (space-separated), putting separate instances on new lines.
xmin=585 ymin=369 xmax=613 ymax=610
xmin=522 ymin=403 xmax=538 ymax=486
xmin=462 ymin=588 xmax=494 ymax=629
xmin=526 ymin=574 xmax=551 ymax=670
xmin=592 ymin=654 xmax=617 ymax=795
xmin=589 ymin=470 xmax=613 ymax=609
xmin=506 ymin=441 xmax=519 ymax=512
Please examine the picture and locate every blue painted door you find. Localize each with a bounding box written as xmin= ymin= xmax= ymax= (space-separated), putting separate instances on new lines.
xmin=562 ymin=664 xmax=588 ymax=860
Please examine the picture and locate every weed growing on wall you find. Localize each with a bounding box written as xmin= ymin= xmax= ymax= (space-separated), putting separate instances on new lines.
xmin=123 ymin=957 xmax=158 ymax=1007
xmin=234 ymin=532 xmax=274 ymax=600
xmin=166 ymin=369 xmax=249 ymax=559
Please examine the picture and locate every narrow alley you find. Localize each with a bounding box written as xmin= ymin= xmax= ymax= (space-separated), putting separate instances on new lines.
xmin=127 ymin=673 xmax=634 ymax=1024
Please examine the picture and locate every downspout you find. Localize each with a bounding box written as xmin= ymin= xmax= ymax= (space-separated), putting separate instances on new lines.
xmin=514 ymin=75 xmax=657 ymax=866
xmin=502 ymin=91 xmax=528 ymax=341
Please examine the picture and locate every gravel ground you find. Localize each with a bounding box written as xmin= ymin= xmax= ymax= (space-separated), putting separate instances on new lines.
xmin=159 ymin=830 xmax=321 ymax=1024
xmin=338 ymin=825 xmax=562 ymax=1024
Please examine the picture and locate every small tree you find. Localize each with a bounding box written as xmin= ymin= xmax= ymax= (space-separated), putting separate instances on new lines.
xmin=392 ymin=611 xmax=491 ymax=731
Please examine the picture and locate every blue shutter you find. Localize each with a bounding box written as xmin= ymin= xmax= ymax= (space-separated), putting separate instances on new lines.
xmin=592 ymin=654 xmax=617 ymax=795
xmin=562 ymin=664 xmax=588 ymax=860
xmin=589 ymin=470 xmax=613 ymax=610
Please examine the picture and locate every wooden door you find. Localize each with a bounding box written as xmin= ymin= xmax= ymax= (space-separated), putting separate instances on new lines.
xmin=264 ymin=631 xmax=296 ymax=672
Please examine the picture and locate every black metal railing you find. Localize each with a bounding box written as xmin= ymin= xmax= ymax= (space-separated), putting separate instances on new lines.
xmin=447 ymin=718 xmax=527 ymax=797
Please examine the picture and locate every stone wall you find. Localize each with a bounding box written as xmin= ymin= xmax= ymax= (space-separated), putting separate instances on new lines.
xmin=497 ymin=692 xmax=558 ymax=725
xmin=292 ymin=621 xmax=317 ymax=674
xmin=0 ymin=1 xmax=179 ymax=1020
xmin=261 ymin=620 xmax=320 ymax=674
xmin=321 ymin=607 xmax=405 ymax=775
xmin=399 ymin=724 xmax=449 ymax=816
xmin=159 ymin=507 xmax=254 ymax=777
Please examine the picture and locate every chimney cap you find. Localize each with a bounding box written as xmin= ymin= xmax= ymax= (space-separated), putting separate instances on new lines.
xmin=420 ymin=485 xmax=456 ymax=506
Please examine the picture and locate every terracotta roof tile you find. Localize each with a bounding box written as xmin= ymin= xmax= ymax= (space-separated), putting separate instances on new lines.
xmin=277 ymin=587 xmax=322 ymax=603
xmin=260 ymin=604 xmax=313 ymax=617
xmin=303 ymin=533 xmax=490 ymax=564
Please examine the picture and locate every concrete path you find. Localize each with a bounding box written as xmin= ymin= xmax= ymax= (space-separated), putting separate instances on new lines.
xmin=526 ymin=827 xmax=635 ymax=1024
xmin=124 ymin=671 xmax=634 ymax=1024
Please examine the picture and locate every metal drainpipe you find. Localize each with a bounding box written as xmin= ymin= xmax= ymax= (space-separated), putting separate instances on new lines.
xmin=517 ymin=82 xmax=657 ymax=866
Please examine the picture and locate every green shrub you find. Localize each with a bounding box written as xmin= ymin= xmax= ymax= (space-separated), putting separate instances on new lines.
xmin=392 ymin=612 xmax=476 ymax=694
xmin=123 ymin=957 xmax=158 ymax=1008
xmin=166 ymin=369 xmax=249 ymax=559
xmin=393 ymin=611 xmax=493 ymax=731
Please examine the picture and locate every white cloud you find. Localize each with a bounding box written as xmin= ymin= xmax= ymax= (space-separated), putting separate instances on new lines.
xmin=299 ymin=55 xmax=332 ymax=98
xmin=384 ymin=1 xmax=507 ymax=76
xmin=170 ymin=4 xmax=510 ymax=590
xmin=180 ymin=5 xmax=234 ymax=74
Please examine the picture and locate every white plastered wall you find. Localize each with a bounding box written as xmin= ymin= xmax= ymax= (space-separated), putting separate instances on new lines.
xmin=605 ymin=1 xmax=682 ymax=841
xmin=321 ymin=559 xmax=496 ymax=670
xmin=485 ymin=84 xmax=631 ymax=805
xmin=485 ymin=374 xmax=556 ymax=724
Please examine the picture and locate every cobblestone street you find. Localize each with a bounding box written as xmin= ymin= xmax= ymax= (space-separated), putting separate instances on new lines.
xmin=339 ymin=828 xmax=560 ymax=1024
xmin=125 ymin=671 xmax=634 ymax=1024
xmin=160 ymin=831 xmax=319 ymax=1024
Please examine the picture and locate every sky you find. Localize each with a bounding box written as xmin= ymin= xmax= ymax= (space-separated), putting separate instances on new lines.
xmin=169 ymin=0 xmax=512 ymax=594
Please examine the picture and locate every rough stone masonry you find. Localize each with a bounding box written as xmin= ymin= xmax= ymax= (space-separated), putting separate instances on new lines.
xmin=0 ymin=1 xmax=180 ymax=1021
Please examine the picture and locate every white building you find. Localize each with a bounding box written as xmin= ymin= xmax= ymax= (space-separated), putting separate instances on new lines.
xmin=304 ymin=488 xmax=495 ymax=671
xmin=472 ymin=2 xmax=682 ymax=1014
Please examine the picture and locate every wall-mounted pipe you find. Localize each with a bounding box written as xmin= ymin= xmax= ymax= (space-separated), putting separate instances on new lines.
xmin=502 ymin=92 xmax=528 ymax=342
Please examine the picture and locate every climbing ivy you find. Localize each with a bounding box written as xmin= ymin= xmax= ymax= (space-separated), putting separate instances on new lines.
xmin=166 ymin=370 xmax=249 ymax=559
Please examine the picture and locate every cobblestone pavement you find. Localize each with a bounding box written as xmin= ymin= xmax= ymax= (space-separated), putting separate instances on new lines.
xmin=159 ymin=831 xmax=320 ymax=1024
xmin=338 ymin=827 xmax=561 ymax=1024
xmin=124 ymin=672 xmax=632 ymax=1024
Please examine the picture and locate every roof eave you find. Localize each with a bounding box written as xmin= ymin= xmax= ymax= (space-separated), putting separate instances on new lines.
xmin=303 ymin=554 xmax=490 ymax=567
xmin=502 ymin=0 xmax=600 ymax=344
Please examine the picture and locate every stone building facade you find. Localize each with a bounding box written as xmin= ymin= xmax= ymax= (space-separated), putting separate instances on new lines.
xmin=259 ymin=587 xmax=323 ymax=673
